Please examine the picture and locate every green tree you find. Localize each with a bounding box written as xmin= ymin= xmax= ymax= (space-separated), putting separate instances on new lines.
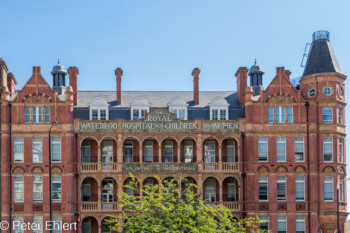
xmin=108 ymin=173 xmax=269 ymax=233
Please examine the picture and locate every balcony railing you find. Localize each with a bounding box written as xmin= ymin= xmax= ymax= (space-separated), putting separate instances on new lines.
xmin=80 ymin=162 xmax=117 ymax=172
xmin=203 ymin=162 xmax=239 ymax=172
xmin=81 ymin=202 xmax=119 ymax=212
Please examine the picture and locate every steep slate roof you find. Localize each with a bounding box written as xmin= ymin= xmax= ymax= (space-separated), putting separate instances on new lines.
xmin=76 ymin=91 xmax=241 ymax=108
xmin=74 ymin=91 xmax=245 ymax=120
xmin=303 ymin=39 xmax=342 ymax=76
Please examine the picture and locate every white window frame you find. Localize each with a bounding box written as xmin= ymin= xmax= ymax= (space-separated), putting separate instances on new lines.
xmin=131 ymin=107 xmax=149 ymax=120
xmin=164 ymin=140 xmax=173 ymax=163
xmin=276 ymin=106 xmax=285 ymax=123
xmin=340 ymin=178 xmax=344 ymax=203
xmin=287 ymin=106 xmax=293 ymax=123
xmin=51 ymin=137 xmax=61 ymax=163
xmin=33 ymin=137 xmax=43 ymax=163
xmin=14 ymin=137 xmax=24 ymax=163
xmin=52 ymin=176 xmax=62 ymax=202
xmin=32 ymin=106 xmax=42 ymax=123
xmin=268 ymin=107 xmax=274 ymax=123
xmin=44 ymin=106 xmax=50 ymax=123
xmin=276 ymin=137 xmax=286 ymax=162
xmin=277 ymin=216 xmax=287 ymax=233
xmin=295 ymin=176 xmax=305 ymax=201
xmin=323 ymin=137 xmax=333 ymax=162
xmin=258 ymin=137 xmax=268 ymax=162
xmin=338 ymin=107 xmax=343 ymax=124
xmin=259 ymin=216 xmax=269 ymax=231
xmin=14 ymin=216 xmax=24 ymax=233
xmin=322 ymin=107 xmax=333 ymax=124
xmin=339 ymin=138 xmax=344 ymax=163
xmin=14 ymin=176 xmax=24 ymax=203
xmin=124 ymin=141 xmax=133 ymax=162
xmin=25 ymin=107 xmax=30 ymax=123
xmin=226 ymin=140 xmax=235 ymax=162
xmin=90 ymin=107 xmax=109 ymax=120
xmin=324 ymin=176 xmax=333 ymax=202
xmin=33 ymin=216 xmax=43 ymax=233
xmin=184 ymin=140 xmax=193 ymax=163
xmin=259 ymin=176 xmax=268 ymax=201
xmin=33 ymin=176 xmax=43 ymax=202
xmin=296 ymin=215 xmax=305 ymax=233
xmin=52 ymin=216 xmax=62 ymax=233
xmin=277 ymin=176 xmax=287 ymax=201
xmin=210 ymin=107 xmax=228 ymax=120
xmin=82 ymin=141 xmax=91 ymax=162
xmin=144 ymin=140 xmax=153 ymax=162
xmin=169 ymin=107 xmax=187 ymax=120
xmin=323 ymin=86 xmax=332 ymax=96
xmin=295 ymin=137 xmax=304 ymax=162
xmin=203 ymin=140 xmax=216 ymax=163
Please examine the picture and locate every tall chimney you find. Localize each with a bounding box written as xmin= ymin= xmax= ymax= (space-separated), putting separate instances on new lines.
xmin=235 ymin=67 xmax=249 ymax=105
xmin=115 ymin=67 xmax=123 ymax=104
xmin=68 ymin=67 xmax=79 ymax=106
xmin=0 ymin=58 xmax=9 ymax=91
xmin=192 ymin=68 xmax=200 ymax=105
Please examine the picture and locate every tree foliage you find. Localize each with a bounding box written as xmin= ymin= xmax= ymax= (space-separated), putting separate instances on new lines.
xmin=108 ymin=173 xmax=269 ymax=233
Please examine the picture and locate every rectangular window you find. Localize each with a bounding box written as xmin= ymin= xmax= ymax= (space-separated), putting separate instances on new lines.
xmin=51 ymin=137 xmax=61 ymax=162
xmin=164 ymin=140 xmax=173 ymax=162
xmin=338 ymin=108 xmax=343 ymax=124
xmin=295 ymin=176 xmax=305 ymax=201
xmin=296 ymin=216 xmax=305 ymax=233
xmin=14 ymin=177 xmax=24 ymax=202
xmin=141 ymin=109 xmax=147 ymax=118
xmin=220 ymin=109 xmax=226 ymax=120
xmin=14 ymin=216 xmax=24 ymax=233
xmin=184 ymin=141 xmax=193 ymax=163
xmin=340 ymin=178 xmax=344 ymax=203
xmin=277 ymin=176 xmax=287 ymax=201
xmin=339 ymin=138 xmax=344 ymax=163
xmin=144 ymin=140 xmax=153 ymax=162
xmin=277 ymin=137 xmax=286 ymax=162
xmin=268 ymin=107 xmax=274 ymax=123
xmin=276 ymin=106 xmax=285 ymax=123
xmin=287 ymin=106 xmax=293 ymax=123
xmin=124 ymin=141 xmax=133 ymax=162
xmin=25 ymin=107 xmax=30 ymax=123
xmin=100 ymin=109 xmax=106 ymax=120
xmin=52 ymin=176 xmax=62 ymax=202
xmin=44 ymin=106 xmax=50 ymax=123
xmin=259 ymin=216 xmax=269 ymax=231
xmin=33 ymin=137 xmax=42 ymax=163
xmin=277 ymin=216 xmax=287 ymax=233
xmin=204 ymin=140 xmax=215 ymax=162
xmin=52 ymin=216 xmax=62 ymax=233
xmin=259 ymin=176 xmax=268 ymax=201
xmin=226 ymin=140 xmax=235 ymax=162
xmin=132 ymin=109 xmax=139 ymax=120
xmin=295 ymin=137 xmax=304 ymax=162
xmin=92 ymin=109 xmax=98 ymax=120
xmin=14 ymin=137 xmax=24 ymax=163
xmin=324 ymin=176 xmax=333 ymax=201
xmin=323 ymin=107 xmax=333 ymax=123
xmin=178 ymin=109 xmax=186 ymax=120
xmin=33 ymin=216 xmax=43 ymax=233
xmin=81 ymin=141 xmax=91 ymax=162
xmin=33 ymin=176 xmax=43 ymax=201
xmin=323 ymin=137 xmax=333 ymax=162
xmin=258 ymin=137 xmax=268 ymax=162
xmin=32 ymin=106 xmax=42 ymax=123
xmin=212 ymin=109 xmax=218 ymax=120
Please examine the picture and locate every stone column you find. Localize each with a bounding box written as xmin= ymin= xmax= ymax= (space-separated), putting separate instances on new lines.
xmin=177 ymin=143 xmax=181 ymax=163
xmin=139 ymin=145 xmax=143 ymax=163
xmin=219 ymin=184 xmax=223 ymax=202
xmin=98 ymin=185 xmax=102 ymax=211
xmin=97 ymin=145 xmax=101 ymax=171
xmin=158 ymin=142 xmax=162 ymax=163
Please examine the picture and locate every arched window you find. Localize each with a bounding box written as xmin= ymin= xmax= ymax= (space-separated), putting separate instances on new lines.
xmin=89 ymin=97 xmax=109 ymax=120
xmin=168 ymin=97 xmax=188 ymax=120
xmin=209 ymin=97 xmax=229 ymax=120
xmin=130 ymin=97 xmax=150 ymax=120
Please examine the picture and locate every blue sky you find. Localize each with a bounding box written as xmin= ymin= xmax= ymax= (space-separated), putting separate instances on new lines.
xmin=1 ymin=0 xmax=350 ymax=212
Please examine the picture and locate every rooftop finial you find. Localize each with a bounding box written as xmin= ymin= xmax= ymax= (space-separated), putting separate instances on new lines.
xmin=58 ymin=58 xmax=60 ymax=64
xmin=254 ymin=58 xmax=257 ymax=65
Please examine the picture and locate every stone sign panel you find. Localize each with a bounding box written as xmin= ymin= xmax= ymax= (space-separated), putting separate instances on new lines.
xmin=201 ymin=121 xmax=239 ymax=132
xmin=122 ymin=163 xmax=198 ymax=173
xmin=80 ymin=121 xmax=118 ymax=132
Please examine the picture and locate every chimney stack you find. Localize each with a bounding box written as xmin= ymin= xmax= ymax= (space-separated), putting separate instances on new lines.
xmin=115 ymin=68 xmax=123 ymax=104
xmin=235 ymin=67 xmax=249 ymax=105
xmin=284 ymin=70 xmax=291 ymax=80
xmin=7 ymin=73 xmax=17 ymax=96
xmin=68 ymin=67 xmax=79 ymax=106
xmin=192 ymin=68 xmax=200 ymax=105
xmin=0 ymin=59 xmax=9 ymax=91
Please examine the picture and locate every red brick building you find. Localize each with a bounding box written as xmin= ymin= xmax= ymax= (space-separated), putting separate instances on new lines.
xmin=0 ymin=30 xmax=347 ymax=232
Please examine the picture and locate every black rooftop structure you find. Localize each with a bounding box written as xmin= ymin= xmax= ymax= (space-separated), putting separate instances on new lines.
xmin=303 ymin=31 xmax=342 ymax=77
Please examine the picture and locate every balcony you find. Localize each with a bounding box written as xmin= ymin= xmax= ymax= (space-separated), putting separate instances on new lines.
xmin=81 ymin=202 xmax=119 ymax=212
xmin=203 ymin=162 xmax=239 ymax=172
xmin=80 ymin=162 xmax=117 ymax=172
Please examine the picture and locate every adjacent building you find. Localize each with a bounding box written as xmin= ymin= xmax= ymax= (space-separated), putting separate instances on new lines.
xmin=0 ymin=31 xmax=347 ymax=232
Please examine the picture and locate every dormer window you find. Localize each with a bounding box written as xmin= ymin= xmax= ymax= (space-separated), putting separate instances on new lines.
xmin=209 ymin=97 xmax=229 ymax=120
xmin=131 ymin=97 xmax=150 ymax=120
xmin=168 ymin=97 xmax=188 ymax=120
xmin=89 ymin=97 xmax=109 ymax=120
